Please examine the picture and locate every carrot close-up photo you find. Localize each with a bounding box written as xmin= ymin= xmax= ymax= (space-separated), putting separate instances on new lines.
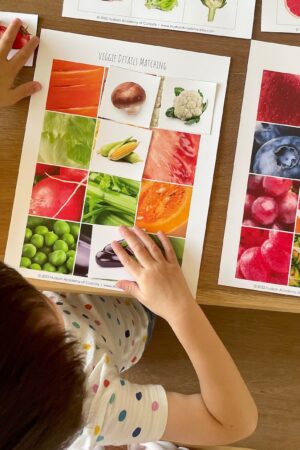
xmin=46 ymin=59 xmax=105 ymax=117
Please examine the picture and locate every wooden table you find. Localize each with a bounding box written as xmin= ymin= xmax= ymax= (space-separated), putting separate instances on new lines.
xmin=1 ymin=0 xmax=300 ymax=313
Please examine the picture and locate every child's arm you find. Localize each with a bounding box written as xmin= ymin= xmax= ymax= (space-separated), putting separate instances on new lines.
xmin=0 ymin=18 xmax=41 ymax=108
xmin=112 ymin=226 xmax=258 ymax=447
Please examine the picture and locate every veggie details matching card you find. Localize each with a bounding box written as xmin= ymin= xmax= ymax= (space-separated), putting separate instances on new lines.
xmin=63 ymin=0 xmax=256 ymax=39
xmin=220 ymin=41 xmax=300 ymax=297
xmin=5 ymin=29 xmax=230 ymax=296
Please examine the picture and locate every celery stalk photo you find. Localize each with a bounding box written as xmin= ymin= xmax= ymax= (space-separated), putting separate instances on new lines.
xmin=200 ymin=0 xmax=227 ymax=22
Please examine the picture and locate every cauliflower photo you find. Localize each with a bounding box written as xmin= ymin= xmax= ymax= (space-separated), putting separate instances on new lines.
xmin=165 ymin=87 xmax=208 ymax=125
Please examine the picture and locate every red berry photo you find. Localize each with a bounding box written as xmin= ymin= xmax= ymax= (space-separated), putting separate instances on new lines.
xmin=236 ymin=227 xmax=293 ymax=285
xmin=243 ymin=174 xmax=299 ymax=232
xmin=257 ymin=71 xmax=300 ymax=127
xmin=250 ymin=123 xmax=300 ymax=180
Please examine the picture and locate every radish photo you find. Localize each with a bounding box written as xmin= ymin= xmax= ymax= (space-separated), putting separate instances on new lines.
xmin=29 ymin=164 xmax=88 ymax=222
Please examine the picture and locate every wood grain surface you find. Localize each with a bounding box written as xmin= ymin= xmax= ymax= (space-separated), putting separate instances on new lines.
xmin=1 ymin=1 xmax=300 ymax=312
xmin=1 ymin=3 xmax=300 ymax=450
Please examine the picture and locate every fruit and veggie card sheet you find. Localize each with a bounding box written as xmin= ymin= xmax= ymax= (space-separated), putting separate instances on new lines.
xmin=219 ymin=40 xmax=300 ymax=297
xmin=262 ymin=0 xmax=300 ymax=33
xmin=5 ymin=28 xmax=230 ymax=297
xmin=62 ymin=0 xmax=256 ymax=39
xmin=0 ymin=12 xmax=38 ymax=66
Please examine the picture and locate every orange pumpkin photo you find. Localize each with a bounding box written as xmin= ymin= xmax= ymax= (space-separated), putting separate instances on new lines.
xmin=135 ymin=180 xmax=193 ymax=237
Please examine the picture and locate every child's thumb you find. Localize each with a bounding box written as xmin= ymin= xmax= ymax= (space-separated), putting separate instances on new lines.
xmin=10 ymin=81 xmax=41 ymax=104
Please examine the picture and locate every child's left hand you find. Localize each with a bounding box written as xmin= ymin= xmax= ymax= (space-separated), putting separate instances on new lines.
xmin=0 ymin=18 xmax=41 ymax=108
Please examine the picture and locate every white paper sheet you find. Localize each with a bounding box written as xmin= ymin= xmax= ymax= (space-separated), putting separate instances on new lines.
xmin=262 ymin=0 xmax=300 ymax=33
xmin=219 ymin=40 xmax=300 ymax=297
xmin=62 ymin=0 xmax=256 ymax=39
xmin=0 ymin=12 xmax=38 ymax=66
xmin=4 ymin=29 xmax=230 ymax=297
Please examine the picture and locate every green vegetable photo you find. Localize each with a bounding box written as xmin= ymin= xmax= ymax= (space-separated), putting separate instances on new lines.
xmin=20 ymin=216 xmax=80 ymax=274
xmin=38 ymin=111 xmax=96 ymax=169
xmin=83 ymin=172 xmax=140 ymax=227
xmin=200 ymin=0 xmax=227 ymax=22
xmin=145 ymin=0 xmax=178 ymax=11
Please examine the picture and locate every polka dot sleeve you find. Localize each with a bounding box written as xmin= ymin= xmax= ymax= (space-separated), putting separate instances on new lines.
xmin=73 ymin=364 xmax=168 ymax=447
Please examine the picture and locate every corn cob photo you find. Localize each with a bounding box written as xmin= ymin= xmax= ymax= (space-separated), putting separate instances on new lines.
xmin=97 ymin=137 xmax=141 ymax=163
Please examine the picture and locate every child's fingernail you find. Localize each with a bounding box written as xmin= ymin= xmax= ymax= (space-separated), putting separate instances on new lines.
xmin=33 ymin=82 xmax=42 ymax=92
xmin=31 ymin=36 xmax=40 ymax=45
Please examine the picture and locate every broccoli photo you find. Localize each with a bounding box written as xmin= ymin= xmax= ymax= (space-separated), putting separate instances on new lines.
xmin=200 ymin=0 xmax=227 ymax=22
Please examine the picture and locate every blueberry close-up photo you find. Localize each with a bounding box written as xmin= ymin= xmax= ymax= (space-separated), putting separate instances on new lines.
xmin=251 ymin=123 xmax=300 ymax=179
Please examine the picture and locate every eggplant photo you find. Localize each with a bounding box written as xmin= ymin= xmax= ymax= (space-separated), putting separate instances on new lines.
xmin=95 ymin=240 xmax=134 ymax=268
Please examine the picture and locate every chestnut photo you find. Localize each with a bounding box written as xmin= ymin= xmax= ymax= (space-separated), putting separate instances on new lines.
xmin=98 ymin=66 xmax=161 ymax=128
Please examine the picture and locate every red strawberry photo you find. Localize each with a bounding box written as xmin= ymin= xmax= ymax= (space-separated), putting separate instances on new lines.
xmin=257 ymin=70 xmax=300 ymax=127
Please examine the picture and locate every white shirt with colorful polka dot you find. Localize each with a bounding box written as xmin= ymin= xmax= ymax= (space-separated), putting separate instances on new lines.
xmin=44 ymin=292 xmax=168 ymax=448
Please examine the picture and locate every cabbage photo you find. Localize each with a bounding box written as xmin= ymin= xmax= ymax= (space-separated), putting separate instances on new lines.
xmin=38 ymin=111 xmax=96 ymax=169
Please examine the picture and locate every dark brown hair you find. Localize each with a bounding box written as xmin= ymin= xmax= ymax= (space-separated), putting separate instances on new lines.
xmin=0 ymin=262 xmax=86 ymax=450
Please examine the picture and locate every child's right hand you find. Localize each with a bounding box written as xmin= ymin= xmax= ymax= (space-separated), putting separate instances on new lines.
xmin=112 ymin=226 xmax=195 ymax=322
xmin=113 ymin=226 xmax=258 ymax=447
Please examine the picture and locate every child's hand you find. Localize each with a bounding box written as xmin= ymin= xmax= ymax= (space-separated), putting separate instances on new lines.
xmin=112 ymin=226 xmax=195 ymax=322
xmin=0 ymin=18 xmax=41 ymax=108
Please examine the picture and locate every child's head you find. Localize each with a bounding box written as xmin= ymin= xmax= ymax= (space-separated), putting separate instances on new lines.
xmin=0 ymin=262 xmax=86 ymax=450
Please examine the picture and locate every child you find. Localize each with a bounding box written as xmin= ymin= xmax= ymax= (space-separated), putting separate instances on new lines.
xmin=0 ymin=20 xmax=258 ymax=450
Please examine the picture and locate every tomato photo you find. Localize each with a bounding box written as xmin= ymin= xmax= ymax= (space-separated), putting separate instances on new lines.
xmin=0 ymin=24 xmax=31 ymax=49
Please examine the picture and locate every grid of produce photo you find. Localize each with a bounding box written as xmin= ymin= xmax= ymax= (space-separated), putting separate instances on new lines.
xmin=236 ymin=69 xmax=300 ymax=287
xmin=20 ymin=59 xmax=206 ymax=281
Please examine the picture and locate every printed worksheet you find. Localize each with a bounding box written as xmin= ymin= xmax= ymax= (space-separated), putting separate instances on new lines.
xmin=5 ymin=29 xmax=230 ymax=297
xmin=220 ymin=40 xmax=300 ymax=297
xmin=262 ymin=0 xmax=300 ymax=33
xmin=0 ymin=12 xmax=38 ymax=66
xmin=62 ymin=0 xmax=256 ymax=39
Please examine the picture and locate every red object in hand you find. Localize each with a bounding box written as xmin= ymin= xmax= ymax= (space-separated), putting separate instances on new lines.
xmin=0 ymin=24 xmax=31 ymax=49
